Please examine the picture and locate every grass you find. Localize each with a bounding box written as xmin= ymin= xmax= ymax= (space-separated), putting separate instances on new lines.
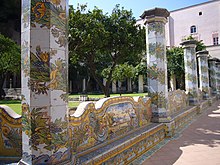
xmin=0 ymin=100 xmax=22 ymax=115
xmin=69 ymin=93 xmax=147 ymax=99
xmin=68 ymin=101 xmax=80 ymax=108
xmin=0 ymin=93 xmax=147 ymax=115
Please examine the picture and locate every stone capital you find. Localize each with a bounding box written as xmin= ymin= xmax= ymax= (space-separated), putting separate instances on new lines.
xmin=196 ymin=50 xmax=209 ymax=58
xmin=141 ymin=8 xmax=170 ymax=24
xmin=208 ymin=57 xmax=218 ymax=62
xmin=141 ymin=7 xmax=170 ymax=19
xmin=180 ymin=40 xmax=197 ymax=48
xmin=215 ymin=62 xmax=220 ymax=66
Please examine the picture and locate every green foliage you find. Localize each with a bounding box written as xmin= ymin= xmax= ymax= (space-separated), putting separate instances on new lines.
xmin=135 ymin=62 xmax=148 ymax=76
xmin=196 ymin=40 xmax=206 ymax=52
xmin=0 ymin=34 xmax=20 ymax=99
xmin=102 ymin=63 xmax=135 ymax=82
xmin=0 ymin=34 xmax=20 ymax=74
xmin=167 ymin=47 xmax=184 ymax=77
xmin=183 ymin=35 xmax=206 ymax=52
xmin=69 ymin=4 xmax=145 ymax=96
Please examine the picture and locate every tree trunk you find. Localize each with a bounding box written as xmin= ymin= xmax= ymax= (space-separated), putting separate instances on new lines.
xmin=87 ymin=55 xmax=116 ymax=97
xmin=0 ymin=74 xmax=6 ymax=100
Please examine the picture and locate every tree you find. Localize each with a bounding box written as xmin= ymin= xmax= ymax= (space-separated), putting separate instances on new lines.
xmin=69 ymin=5 xmax=145 ymax=97
xmin=0 ymin=34 xmax=20 ymax=99
xmin=167 ymin=47 xmax=185 ymax=90
xmin=0 ymin=0 xmax=20 ymax=22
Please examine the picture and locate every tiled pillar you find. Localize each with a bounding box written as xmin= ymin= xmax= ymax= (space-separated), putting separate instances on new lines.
xmin=141 ymin=8 xmax=170 ymax=122
xmin=20 ymin=0 xmax=71 ymax=164
xmin=196 ymin=50 xmax=210 ymax=99
xmin=215 ymin=62 xmax=220 ymax=95
xmin=208 ymin=58 xmax=218 ymax=95
xmin=181 ymin=40 xmax=198 ymax=105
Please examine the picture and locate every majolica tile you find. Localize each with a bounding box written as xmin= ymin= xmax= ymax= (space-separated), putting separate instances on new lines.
xmin=30 ymin=29 xmax=50 ymax=49
xmin=143 ymin=8 xmax=170 ymax=122
xmin=181 ymin=40 xmax=198 ymax=105
xmin=209 ymin=59 xmax=218 ymax=95
xmin=21 ymin=0 xmax=70 ymax=164
xmin=197 ymin=51 xmax=210 ymax=99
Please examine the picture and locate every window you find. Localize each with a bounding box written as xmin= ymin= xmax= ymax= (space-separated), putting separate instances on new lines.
xmin=213 ymin=37 xmax=219 ymax=45
xmin=213 ymin=33 xmax=219 ymax=45
xmin=190 ymin=25 xmax=197 ymax=34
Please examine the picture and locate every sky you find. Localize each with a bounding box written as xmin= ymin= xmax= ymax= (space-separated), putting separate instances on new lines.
xmin=69 ymin=0 xmax=210 ymax=19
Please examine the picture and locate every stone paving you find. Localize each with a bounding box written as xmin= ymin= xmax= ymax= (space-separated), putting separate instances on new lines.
xmin=139 ymin=101 xmax=220 ymax=165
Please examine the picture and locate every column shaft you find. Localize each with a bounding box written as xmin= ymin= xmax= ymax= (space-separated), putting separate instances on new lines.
xmin=196 ymin=51 xmax=210 ymax=99
xmin=142 ymin=8 xmax=170 ymax=122
xmin=181 ymin=40 xmax=198 ymax=105
xmin=209 ymin=58 xmax=218 ymax=95
xmin=20 ymin=0 xmax=71 ymax=164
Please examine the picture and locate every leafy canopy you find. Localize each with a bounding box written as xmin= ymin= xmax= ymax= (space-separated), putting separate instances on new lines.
xmin=69 ymin=4 xmax=145 ymax=96
xmin=0 ymin=33 xmax=20 ymax=74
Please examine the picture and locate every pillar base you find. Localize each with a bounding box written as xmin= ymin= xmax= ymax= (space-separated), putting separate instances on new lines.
xmin=189 ymin=97 xmax=199 ymax=106
xmin=203 ymin=93 xmax=210 ymax=100
xmin=211 ymin=90 xmax=217 ymax=96
xmin=151 ymin=113 xmax=171 ymax=123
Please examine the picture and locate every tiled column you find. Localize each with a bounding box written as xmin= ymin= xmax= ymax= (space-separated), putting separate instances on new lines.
xmin=20 ymin=0 xmax=71 ymax=164
xmin=196 ymin=50 xmax=210 ymax=99
xmin=208 ymin=58 xmax=218 ymax=95
xmin=181 ymin=40 xmax=198 ymax=105
xmin=215 ymin=62 xmax=220 ymax=95
xmin=141 ymin=8 xmax=170 ymax=122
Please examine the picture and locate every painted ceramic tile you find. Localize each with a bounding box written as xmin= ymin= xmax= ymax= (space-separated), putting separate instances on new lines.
xmin=21 ymin=0 xmax=69 ymax=164
xmin=183 ymin=44 xmax=198 ymax=99
xmin=21 ymin=0 xmax=31 ymax=33
xmin=146 ymin=18 xmax=168 ymax=121
xmin=197 ymin=53 xmax=210 ymax=97
xmin=70 ymin=97 xmax=152 ymax=153
xmin=209 ymin=60 xmax=218 ymax=93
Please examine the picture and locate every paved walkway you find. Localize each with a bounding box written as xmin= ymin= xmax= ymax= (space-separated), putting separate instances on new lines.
xmin=142 ymin=101 xmax=220 ymax=165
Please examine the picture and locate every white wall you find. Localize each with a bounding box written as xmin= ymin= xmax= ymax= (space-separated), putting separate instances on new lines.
xmin=138 ymin=1 xmax=220 ymax=58
xmin=166 ymin=0 xmax=220 ymax=58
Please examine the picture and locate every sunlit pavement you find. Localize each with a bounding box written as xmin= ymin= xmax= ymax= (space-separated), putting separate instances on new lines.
xmin=141 ymin=101 xmax=220 ymax=165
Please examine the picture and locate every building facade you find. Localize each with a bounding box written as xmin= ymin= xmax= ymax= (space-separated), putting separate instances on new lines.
xmin=166 ymin=0 xmax=220 ymax=58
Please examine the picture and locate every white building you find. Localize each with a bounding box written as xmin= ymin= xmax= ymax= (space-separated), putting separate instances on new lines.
xmin=138 ymin=0 xmax=220 ymax=58
xmin=166 ymin=0 xmax=220 ymax=58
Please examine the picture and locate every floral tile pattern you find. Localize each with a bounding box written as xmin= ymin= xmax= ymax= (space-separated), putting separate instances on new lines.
xmin=182 ymin=41 xmax=199 ymax=104
xmin=146 ymin=21 xmax=169 ymax=122
xmin=209 ymin=59 xmax=218 ymax=95
xmin=197 ymin=52 xmax=210 ymax=98
xmin=216 ymin=63 xmax=220 ymax=93
xmin=21 ymin=0 xmax=70 ymax=164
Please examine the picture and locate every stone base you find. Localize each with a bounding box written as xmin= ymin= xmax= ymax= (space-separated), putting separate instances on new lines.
xmin=209 ymin=95 xmax=218 ymax=105
xmin=0 ymin=157 xmax=20 ymax=164
xmin=151 ymin=116 xmax=171 ymax=123
xmin=165 ymin=106 xmax=198 ymax=137
xmin=202 ymin=94 xmax=210 ymax=100
xmin=188 ymin=97 xmax=199 ymax=106
xmin=197 ymin=100 xmax=210 ymax=114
